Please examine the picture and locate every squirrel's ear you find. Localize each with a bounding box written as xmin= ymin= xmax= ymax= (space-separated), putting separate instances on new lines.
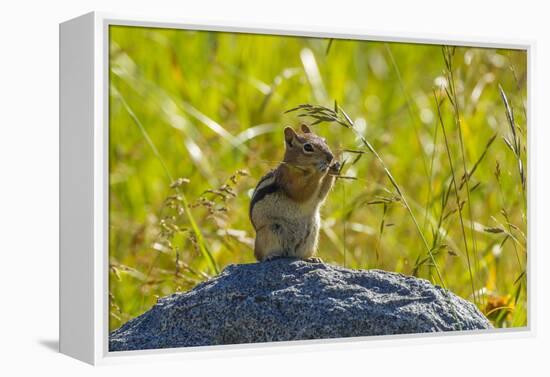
xmin=284 ymin=127 xmax=297 ymax=145
xmin=300 ymin=123 xmax=312 ymax=134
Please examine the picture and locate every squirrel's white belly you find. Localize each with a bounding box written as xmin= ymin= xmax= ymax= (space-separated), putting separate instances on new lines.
xmin=251 ymin=191 xmax=320 ymax=259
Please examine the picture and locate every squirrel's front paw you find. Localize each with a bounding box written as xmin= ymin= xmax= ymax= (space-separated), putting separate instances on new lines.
xmin=329 ymin=161 xmax=341 ymax=175
xmin=305 ymin=257 xmax=324 ymax=264
xmin=263 ymin=254 xmax=285 ymax=262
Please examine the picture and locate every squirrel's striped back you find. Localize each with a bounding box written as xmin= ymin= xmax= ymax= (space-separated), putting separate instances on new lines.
xmin=249 ymin=169 xmax=278 ymax=229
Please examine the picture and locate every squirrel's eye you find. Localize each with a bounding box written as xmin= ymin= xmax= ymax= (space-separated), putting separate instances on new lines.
xmin=303 ymin=143 xmax=314 ymax=153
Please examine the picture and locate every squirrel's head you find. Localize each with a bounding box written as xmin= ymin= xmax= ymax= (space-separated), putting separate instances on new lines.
xmin=283 ymin=124 xmax=335 ymax=173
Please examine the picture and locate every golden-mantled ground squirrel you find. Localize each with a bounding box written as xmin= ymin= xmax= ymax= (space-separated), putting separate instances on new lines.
xmin=249 ymin=124 xmax=340 ymax=262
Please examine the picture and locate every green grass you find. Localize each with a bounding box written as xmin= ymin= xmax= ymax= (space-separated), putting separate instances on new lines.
xmin=108 ymin=25 xmax=528 ymax=332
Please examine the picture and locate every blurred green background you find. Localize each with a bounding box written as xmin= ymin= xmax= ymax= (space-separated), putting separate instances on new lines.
xmin=109 ymin=25 xmax=527 ymax=332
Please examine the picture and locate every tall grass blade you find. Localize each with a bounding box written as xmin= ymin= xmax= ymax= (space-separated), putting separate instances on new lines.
xmin=300 ymin=48 xmax=328 ymax=104
xmin=442 ymin=47 xmax=481 ymax=306
xmin=433 ymin=89 xmax=477 ymax=304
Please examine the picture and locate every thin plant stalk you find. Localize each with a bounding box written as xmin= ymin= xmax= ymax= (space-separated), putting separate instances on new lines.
xmin=423 ymin=115 xmax=440 ymax=233
xmin=442 ymin=47 xmax=481 ymax=306
xmin=433 ymin=89 xmax=477 ymax=305
xmin=499 ymin=84 xmax=527 ymax=207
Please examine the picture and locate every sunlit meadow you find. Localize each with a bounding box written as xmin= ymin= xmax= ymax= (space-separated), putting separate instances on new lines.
xmin=109 ymin=26 xmax=527 ymax=332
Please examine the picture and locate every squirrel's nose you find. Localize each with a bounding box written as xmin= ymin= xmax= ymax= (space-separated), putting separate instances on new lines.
xmin=326 ymin=152 xmax=334 ymax=162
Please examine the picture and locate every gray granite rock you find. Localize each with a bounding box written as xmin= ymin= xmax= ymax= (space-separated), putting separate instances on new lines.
xmin=109 ymin=258 xmax=491 ymax=351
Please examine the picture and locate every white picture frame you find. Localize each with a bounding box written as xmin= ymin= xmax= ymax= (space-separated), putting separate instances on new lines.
xmin=59 ymin=11 xmax=535 ymax=365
